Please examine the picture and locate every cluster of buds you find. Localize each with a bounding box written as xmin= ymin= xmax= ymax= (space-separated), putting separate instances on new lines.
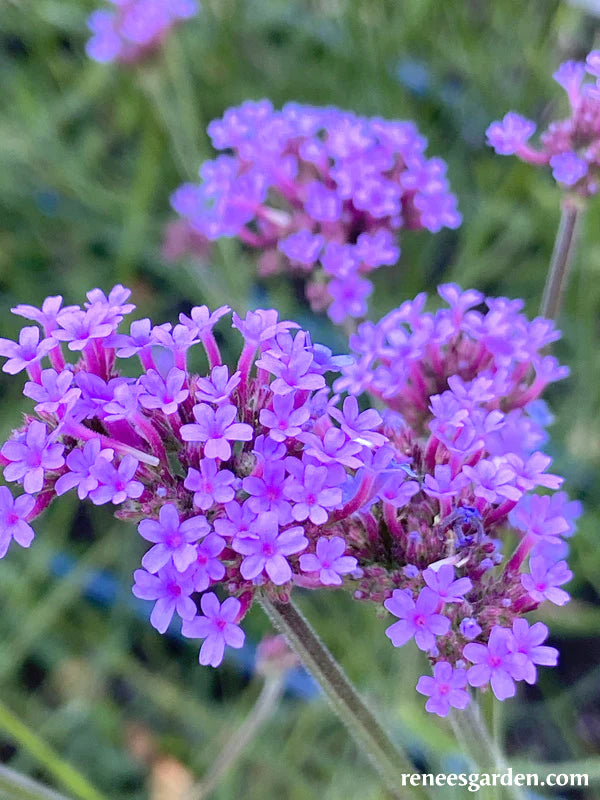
xmin=170 ymin=101 xmax=461 ymax=324
xmin=487 ymin=50 xmax=600 ymax=195
xmin=86 ymin=0 xmax=199 ymax=64
xmin=0 ymin=285 xmax=577 ymax=716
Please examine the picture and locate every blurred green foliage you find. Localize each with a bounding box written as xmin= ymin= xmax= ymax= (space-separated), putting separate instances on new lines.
xmin=1 ymin=1 xmax=600 ymax=798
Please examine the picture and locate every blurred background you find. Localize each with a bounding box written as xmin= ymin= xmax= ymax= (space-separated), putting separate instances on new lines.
xmin=1 ymin=1 xmax=600 ymax=798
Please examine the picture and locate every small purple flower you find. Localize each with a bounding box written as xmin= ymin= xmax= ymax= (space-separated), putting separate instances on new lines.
xmin=384 ymin=587 xmax=450 ymax=652
xmin=586 ymin=50 xmax=600 ymax=78
xmin=327 ymin=276 xmax=373 ymax=324
xmin=190 ymin=533 xmax=226 ymax=591
xmin=2 ymin=421 xmax=65 ymax=494
xmin=521 ymin=555 xmax=572 ymax=606
xmin=378 ymin=472 xmax=420 ymax=508
xmin=52 ymin=307 xmax=115 ymax=351
xmin=242 ymin=461 xmax=291 ymax=520
xmin=462 ymin=459 xmax=521 ymax=503
xmin=0 ymin=487 xmax=35 ymax=558
xmin=507 ymin=619 xmax=558 ymax=684
xmin=0 ymin=327 xmax=55 ymax=375
xmin=132 ymin=564 xmax=197 ymax=633
xmin=278 ymin=231 xmax=324 ymax=267
xmin=55 ymin=440 xmax=114 ymax=499
xmin=422 ymin=464 xmax=469 ymax=499
xmin=328 ymin=396 xmax=386 ymax=447
xmin=109 ymin=318 xmax=171 ymax=359
xmin=486 ymin=112 xmax=536 ymax=155
xmin=233 ymin=511 xmax=308 ymax=585
xmin=549 ymin=152 xmax=588 ymax=186
xmin=422 ymin=564 xmax=472 ymax=604
xmin=194 ymin=365 xmax=240 ymax=405
xmin=354 ymin=230 xmax=399 ymax=269
xmin=11 ymin=295 xmax=77 ymax=333
xmin=23 ymin=369 xmax=80 ymax=415
xmin=138 ymin=503 xmax=210 ymax=572
xmin=463 ymin=626 xmax=526 ymax=700
xmin=181 ymin=592 xmax=245 ymax=667
xmin=259 ymin=393 xmax=310 ymax=442
xmin=88 ymin=455 xmax=144 ymax=506
xmin=506 ymin=451 xmax=562 ymax=492
xmin=213 ymin=500 xmax=257 ymax=539
xmin=553 ymin=60 xmax=587 ymax=106
xmin=184 ymin=459 xmax=237 ymax=510
xmin=138 ymin=368 xmax=189 ymax=415
xmin=305 ymin=181 xmax=343 ymax=222
xmin=299 ymin=536 xmax=357 ymax=585
xmin=509 ymin=495 xmax=570 ymax=544
xmin=300 ymin=428 xmax=363 ymax=469
xmin=416 ymin=662 xmax=470 ymax=717
xmin=459 ymin=617 xmax=482 ymax=640
xmin=414 ymin=191 xmax=462 ymax=233
xmin=284 ymin=462 xmax=342 ymax=525
xmin=180 ymin=403 xmax=253 ymax=460
xmin=257 ymin=348 xmax=325 ymax=396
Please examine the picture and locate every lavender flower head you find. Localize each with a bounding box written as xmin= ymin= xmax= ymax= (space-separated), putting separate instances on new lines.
xmin=86 ymin=0 xmax=199 ymax=64
xmin=0 ymin=284 xmax=576 ymax=717
xmin=487 ymin=50 xmax=600 ymax=195
xmin=170 ymin=101 xmax=461 ymax=324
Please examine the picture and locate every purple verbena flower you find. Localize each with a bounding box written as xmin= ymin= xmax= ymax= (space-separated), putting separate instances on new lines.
xmin=521 ymin=555 xmax=572 ymax=606
xmin=232 ymin=511 xmax=308 ymax=585
xmin=463 ymin=626 xmax=526 ymax=700
xmin=181 ymin=592 xmax=245 ymax=667
xmin=2 ymin=421 xmax=65 ymax=494
xmin=0 ymin=327 xmax=55 ymax=376
xmin=416 ymin=662 xmax=470 ymax=717
xmin=384 ymin=587 xmax=450 ymax=652
xmin=89 ymin=455 xmax=144 ymax=505
xmin=299 ymin=536 xmax=357 ymax=585
xmin=55 ymin=440 xmax=114 ymax=499
xmin=180 ymin=403 xmax=253 ymax=460
xmin=184 ymin=459 xmax=237 ymax=510
xmin=132 ymin=563 xmax=197 ymax=633
xmin=138 ymin=368 xmax=189 ymax=415
xmin=138 ymin=503 xmax=210 ymax=572
xmin=422 ymin=564 xmax=472 ymax=604
xmin=0 ymin=487 xmax=36 ymax=558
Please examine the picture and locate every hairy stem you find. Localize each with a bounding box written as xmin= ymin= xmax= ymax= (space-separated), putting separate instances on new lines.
xmin=259 ymin=594 xmax=429 ymax=800
xmin=449 ymin=700 xmax=526 ymax=800
xmin=540 ymin=198 xmax=583 ymax=320
xmin=188 ymin=674 xmax=285 ymax=800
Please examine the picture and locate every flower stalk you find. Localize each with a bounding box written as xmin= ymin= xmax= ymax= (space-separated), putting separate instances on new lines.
xmin=259 ymin=594 xmax=428 ymax=800
xmin=540 ymin=197 xmax=584 ymax=320
xmin=188 ymin=673 xmax=285 ymax=800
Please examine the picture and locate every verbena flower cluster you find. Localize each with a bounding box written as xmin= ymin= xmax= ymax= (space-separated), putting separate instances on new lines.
xmin=0 ymin=285 xmax=576 ymax=716
xmin=487 ymin=49 xmax=600 ymax=195
xmin=335 ymin=284 xmax=578 ymax=713
xmin=170 ymin=101 xmax=461 ymax=324
xmin=86 ymin=0 xmax=199 ymax=64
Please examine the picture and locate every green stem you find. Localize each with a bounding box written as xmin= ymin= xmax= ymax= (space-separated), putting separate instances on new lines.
xmin=448 ymin=700 xmax=526 ymax=800
xmin=0 ymin=764 xmax=71 ymax=800
xmin=259 ymin=595 xmax=429 ymax=800
xmin=188 ymin=674 xmax=285 ymax=800
xmin=540 ymin=197 xmax=583 ymax=320
xmin=0 ymin=700 xmax=106 ymax=800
